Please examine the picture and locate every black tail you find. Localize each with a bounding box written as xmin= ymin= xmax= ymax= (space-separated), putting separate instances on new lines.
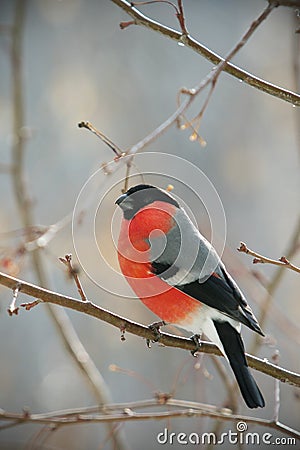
xmin=213 ymin=320 xmax=265 ymax=408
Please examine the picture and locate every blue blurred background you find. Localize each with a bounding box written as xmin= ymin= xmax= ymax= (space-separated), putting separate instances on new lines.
xmin=0 ymin=0 xmax=299 ymax=449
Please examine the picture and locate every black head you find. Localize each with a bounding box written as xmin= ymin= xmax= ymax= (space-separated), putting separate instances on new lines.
xmin=115 ymin=184 xmax=179 ymax=220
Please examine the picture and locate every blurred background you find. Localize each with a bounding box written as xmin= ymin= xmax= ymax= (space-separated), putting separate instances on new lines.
xmin=0 ymin=0 xmax=299 ymax=449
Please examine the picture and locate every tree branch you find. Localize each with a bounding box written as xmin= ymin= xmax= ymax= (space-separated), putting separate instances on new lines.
xmin=0 ymin=397 xmax=299 ymax=440
xmin=0 ymin=270 xmax=300 ymax=388
xmin=111 ymin=0 xmax=300 ymax=106
xmin=238 ymin=242 xmax=300 ymax=274
xmin=81 ymin=0 xmax=280 ymax=174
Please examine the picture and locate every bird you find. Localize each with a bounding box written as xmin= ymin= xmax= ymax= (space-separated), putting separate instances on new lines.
xmin=115 ymin=184 xmax=265 ymax=408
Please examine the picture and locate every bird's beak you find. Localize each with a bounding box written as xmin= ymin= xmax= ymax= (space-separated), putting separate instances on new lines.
xmin=115 ymin=193 xmax=127 ymax=206
xmin=115 ymin=193 xmax=134 ymax=213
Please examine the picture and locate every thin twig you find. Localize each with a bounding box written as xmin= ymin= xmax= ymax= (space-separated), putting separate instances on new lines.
xmin=111 ymin=1 xmax=278 ymax=156
xmin=0 ymin=402 xmax=299 ymax=440
xmin=78 ymin=121 xmax=134 ymax=192
xmin=86 ymin=0 xmax=295 ymax=193
xmin=250 ymin=217 xmax=300 ymax=354
xmin=87 ymin=2 xmax=279 ymax=183
xmin=24 ymin=424 xmax=56 ymax=450
xmin=80 ymin=0 xmax=278 ymax=199
xmin=112 ymin=0 xmax=300 ymax=106
xmin=177 ymin=1 xmax=276 ymax=138
xmin=238 ymin=242 xmax=300 ymax=274
xmin=176 ymin=0 xmax=188 ymax=35
xmin=78 ymin=121 xmax=123 ymax=157
xmin=0 ymin=270 xmax=300 ymax=388
xmin=128 ymin=2 xmax=276 ymax=143
xmin=59 ymin=254 xmax=87 ymax=301
xmin=123 ymin=159 xmax=132 ymax=193
xmin=132 ymin=0 xmax=179 ymax=16
xmin=0 ymin=397 xmax=227 ymax=422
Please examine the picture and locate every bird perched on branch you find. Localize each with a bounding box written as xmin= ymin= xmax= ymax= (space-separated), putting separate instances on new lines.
xmin=116 ymin=184 xmax=265 ymax=408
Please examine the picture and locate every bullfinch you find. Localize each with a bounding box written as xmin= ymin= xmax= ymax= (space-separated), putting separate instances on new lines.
xmin=115 ymin=184 xmax=265 ymax=408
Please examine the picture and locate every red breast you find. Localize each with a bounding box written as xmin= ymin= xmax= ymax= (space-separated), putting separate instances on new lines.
xmin=118 ymin=201 xmax=201 ymax=324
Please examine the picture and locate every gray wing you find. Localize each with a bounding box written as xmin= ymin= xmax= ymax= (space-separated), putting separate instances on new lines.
xmin=149 ymin=208 xmax=263 ymax=335
xmin=148 ymin=208 xmax=221 ymax=285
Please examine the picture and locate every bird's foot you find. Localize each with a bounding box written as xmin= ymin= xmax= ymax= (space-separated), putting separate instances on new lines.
xmin=147 ymin=320 xmax=166 ymax=348
xmin=190 ymin=333 xmax=202 ymax=357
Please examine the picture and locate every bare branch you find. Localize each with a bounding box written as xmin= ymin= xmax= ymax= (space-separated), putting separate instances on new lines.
xmin=177 ymin=1 xmax=276 ymax=138
xmin=92 ymin=2 xmax=278 ymax=171
xmin=111 ymin=0 xmax=300 ymax=106
xmin=78 ymin=121 xmax=123 ymax=157
xmin=176 ymin=0 xmax=188 ymax=35
xmin=0 ymin=270 xmax=300 ymax=388
xmin=20 ymin=299 xmax=41 ymax=310
xmin=238 ymin=242 xmax=300 ymax=274
xmin=0 ymin=397 xmax=299 ymax=440
xmin=250 ymin=216 xmax=300 ymax=354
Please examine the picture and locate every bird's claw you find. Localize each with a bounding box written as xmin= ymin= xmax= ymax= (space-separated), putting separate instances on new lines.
xmin=190 ymin=333 xmax=202 ymax=356
xmin=146 ymin=320 xmax=166 ymax=348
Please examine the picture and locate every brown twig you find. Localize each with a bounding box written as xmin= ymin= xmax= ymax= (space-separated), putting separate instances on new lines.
xmin=21 ymin=299 xmax=41 ymax=311
xmin=116 ymin=1 xmax=278 ymax=146
xmin=78 ymin=121 xmax=123 ymax=157
xmin=0 ymin=397 xmax=226 ymax=422
xmin=122 ymin=159 xmax=133 ymax=193
xmin=0 ymin=398 xmax=299 ymax=440
xmin=250 ymin=217 xmax=300 ymax=354
xmin=238 ymin=242 xmax=300 ymax=274
xmin=112 ymin=0 xmax=300 ymax=106
xmin=78 ymin=121 xmax=134 ymax=192
xmin=177 ymin=1 xmax=276 ymax=139
xmin=131 ymin=0 xmax=179 ymax=15
xmin=176 ymin=0 xmax=188 ymax=35
xmin=120 ymin=19 xmax=136 ymax=29
xmin=0 ymin=270 xmax=300 ymax=388
xmin=85 ymin=0 xmax=280 ymax=184
xmin=59 ymin=254 xmax=87 ymax=301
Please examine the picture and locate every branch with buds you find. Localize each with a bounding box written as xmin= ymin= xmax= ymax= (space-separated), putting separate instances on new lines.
xmin=238 ymin=242 xmax=300 ymax=274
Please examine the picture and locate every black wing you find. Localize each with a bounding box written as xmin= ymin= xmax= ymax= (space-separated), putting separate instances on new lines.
xmin=151 ymin=261 xmax=264 ymax=336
